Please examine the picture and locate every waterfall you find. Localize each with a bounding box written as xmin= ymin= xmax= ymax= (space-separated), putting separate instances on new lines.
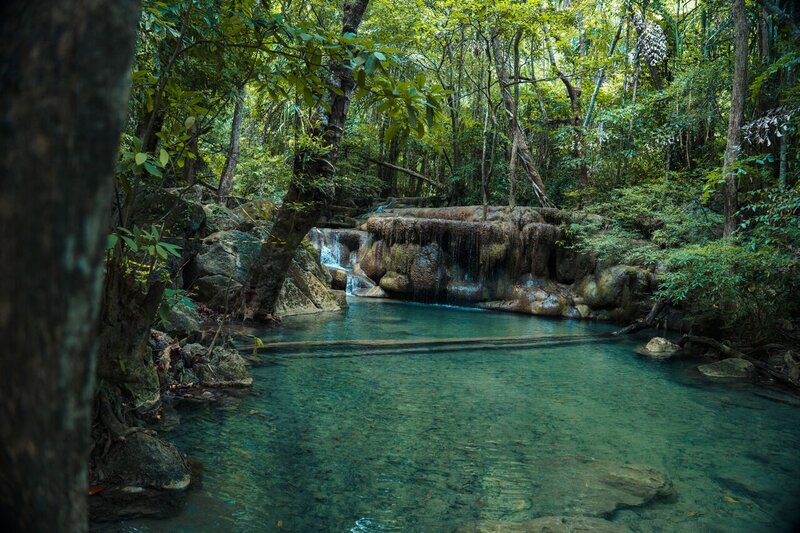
xmin=309 ymin=228 xmax=374 ymax=295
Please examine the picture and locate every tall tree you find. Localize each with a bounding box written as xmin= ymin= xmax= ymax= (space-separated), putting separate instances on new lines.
xmin=243 ymin=0 xmax=371 ymax=320
xmin=218 ymin=87 xmax=247 ymax=202
xmin=723 ymin=0 xmax=750 ymax=237
xmin=0 ymin=0 xmax=140 ymax=530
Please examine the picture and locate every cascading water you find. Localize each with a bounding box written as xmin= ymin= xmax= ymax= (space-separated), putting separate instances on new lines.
xmin=309 ymin=228 xmax=375 ymax=295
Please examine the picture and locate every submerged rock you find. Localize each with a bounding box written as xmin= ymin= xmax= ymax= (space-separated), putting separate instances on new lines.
xmin=697 ymin=358 xmax=755 ymax=378
xmin=457 ymin=516 xmax=631 ymax=533
xmin=528 ymin=458 xmax=674 ymax=517
xmin=636 ymin=337 xmax=681 ymax=360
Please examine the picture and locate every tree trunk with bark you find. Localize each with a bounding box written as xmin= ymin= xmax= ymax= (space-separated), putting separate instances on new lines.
xmin=242 ymin=0 xmax=370 ymax=320
xmin=217 ymin=88 xmax=246 ymax=202
xmin=0 ymin=1 xmax=140 ymax=530
xmin=723 ymin=0 xmax=749 ymax=237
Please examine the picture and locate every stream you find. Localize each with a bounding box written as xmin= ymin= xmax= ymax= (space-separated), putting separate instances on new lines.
xmin=122 ymin=299 xmax=800 ymax=532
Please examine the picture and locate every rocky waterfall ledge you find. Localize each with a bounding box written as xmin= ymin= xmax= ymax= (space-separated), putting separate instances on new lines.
xmin=317 ymin=206 xmax=658 ymax=322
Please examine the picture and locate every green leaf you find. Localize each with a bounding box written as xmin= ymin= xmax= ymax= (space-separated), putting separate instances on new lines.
xmin=184 ymin=116 xmax=196 ymax=130
xmin=121 ymin=236 xmax=138 ymax=252
xmin=144 ymin=161 xmax=163 ymax=177
xmin=155 ymin=245 xmax=168 ymax=259
xmin=135 ymin=153 xmax=147 ymax=165
xmin=365 ymin=55 xmax=378 ymax=75
xmin=106 ymin=234 xmax=119 ymax=250
xmin=159 ymin=148 xmax=169 ymax=167
xmin=373 ymin=51 xmax=386 ymax=61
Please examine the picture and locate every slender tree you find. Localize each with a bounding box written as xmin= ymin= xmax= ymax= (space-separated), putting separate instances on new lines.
xmin=0 ymin=0 xmax=140 ymax=530
xmin=723 ymin=0 xmax=750 ymax=237
xmin=218 ymin=87 xmax=247 ymax=202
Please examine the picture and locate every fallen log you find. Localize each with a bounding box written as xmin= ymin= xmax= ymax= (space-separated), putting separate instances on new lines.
xmin=239 ymin=332 xmax=614 ymax=353
xmin=253 ymin=336 xmax=625 ymax=361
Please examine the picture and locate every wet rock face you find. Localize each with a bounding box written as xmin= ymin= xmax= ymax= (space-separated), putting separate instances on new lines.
xmin=344 ymin=207 xmax=654 ymax=321
xmin=410 ymin=243 xmax=447 ymax=295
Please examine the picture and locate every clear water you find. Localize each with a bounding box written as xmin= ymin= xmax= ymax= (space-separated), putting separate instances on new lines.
xmin=123 ymin=300 xmax=800 ymax=532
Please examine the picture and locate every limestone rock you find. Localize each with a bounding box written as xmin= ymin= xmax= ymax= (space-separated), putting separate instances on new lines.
xmin=410 ymin=242 xmax=447 ymax=294
xmin=353 ymin=285 xmax=388 ymax=298
xmin=330 ymin=289 xmax=349 ymax=308
xmin=698 ymin=358 xmax=755 ymax=378
xmin=329 ymin=267 xmax=348 ymax=291
xmin=359 ymin=240 xmax=387 ymax=282
xmin=636 ymin=337 xmax=680 ymax=360
xmin=196 ymin=347 xmax=252 ymax=387
xmin=203 ymin=203 xmax=243 ymax=233
xmin=161 ymin=302 xmax=201 ymax=337
xmin=457 ymin=516 xmax=631 ymax=533
xmin=380 ymin=271 xmax=411 ymax=293
xmin=192 ymin=230 xmax=343 ymax=317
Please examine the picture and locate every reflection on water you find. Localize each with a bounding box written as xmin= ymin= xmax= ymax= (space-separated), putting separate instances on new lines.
xmin=124 ymin=300 xmax=800 ymax=532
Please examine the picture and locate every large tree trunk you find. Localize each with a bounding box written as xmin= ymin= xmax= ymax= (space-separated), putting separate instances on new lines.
xmin=0 ymin=1 xmax=140 ymax=530
xmin=242 ymin=0 xmax=370 ymax=320
xmin=217 ymin=87 xmax=246 ymax=202
xmin=723 ymin=0 xmax=749 ymax=237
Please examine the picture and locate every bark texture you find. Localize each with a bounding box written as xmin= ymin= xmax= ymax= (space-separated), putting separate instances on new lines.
xmin=217 ymin=88 xmax=246 ymax=202
xmin=242 ymin=0 xmax=370 ymax=320
xmin=723 ymin=0 xmax=749 ymax=237
xmin=0 ymin=0 xmax=140 ymax=530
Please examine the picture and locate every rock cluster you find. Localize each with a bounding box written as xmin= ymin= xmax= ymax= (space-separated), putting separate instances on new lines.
xmin=321 ymin=206 xmax=656 ymax=322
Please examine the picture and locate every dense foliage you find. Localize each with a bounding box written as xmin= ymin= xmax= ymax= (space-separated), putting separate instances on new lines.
xmin=115 ymin=0 xmax=799 ymax=340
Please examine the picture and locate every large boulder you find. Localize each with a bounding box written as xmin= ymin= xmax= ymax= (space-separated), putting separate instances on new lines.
xmin=380 ymin=271 xmax=411 ymax=294
xmin=203 ymin=203 xmax=244 ymax=233
xmin=191 ymin=231 xmax=343 ymax=317
xmin=161 ymin=301 xmax=201 ymax=338
xmin=635 ymin=337 xmax=681 ymax=360
xmin=359 ymin=240 xmax=387 ymax=282
xmin=458 ymin=516 xmax=631 ymax=533
xmin=96 ymin=432 xmax=190 ymax=491
xmin=697 ymin=358 xmax=755 ymax=379
xmin=194 ymin=347 xmax=253 ymax=388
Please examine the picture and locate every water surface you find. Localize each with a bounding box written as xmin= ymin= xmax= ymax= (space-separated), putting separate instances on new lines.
xmin=127 ymin=300 xmax=800 ymax=532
